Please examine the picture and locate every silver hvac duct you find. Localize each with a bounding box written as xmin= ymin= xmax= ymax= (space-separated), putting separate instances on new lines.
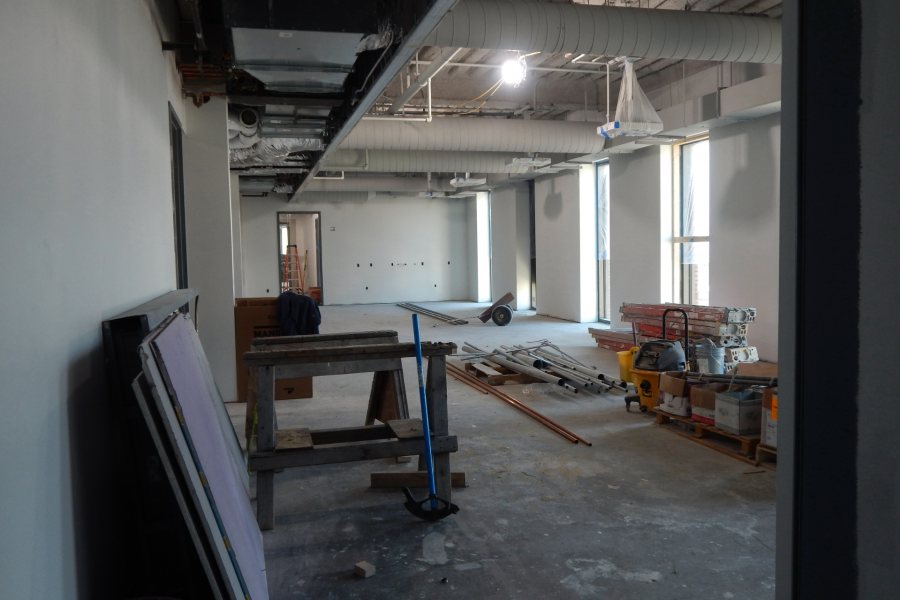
xmin=230 ymin=137 xmax=324 ymax=167
xmin=303 ymin=175 xmax=457 ymax=193
xmin=426 ymin=0 xmax=781 ymax=64
xmin=339 ymin=117 xmax=605 ymax=154
xmin=323 ymin=149 xmax=569 ymax=173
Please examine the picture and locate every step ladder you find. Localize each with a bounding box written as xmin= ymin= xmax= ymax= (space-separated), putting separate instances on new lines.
xmin=281 ymin=244 xmax=304 ymax=293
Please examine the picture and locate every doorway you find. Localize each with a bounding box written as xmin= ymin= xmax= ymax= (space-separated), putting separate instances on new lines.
xmin=276 ymin=212 xmax=323 ymax=304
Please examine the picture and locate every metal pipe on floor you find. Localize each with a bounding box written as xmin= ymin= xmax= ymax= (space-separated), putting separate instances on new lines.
xmin=530 ymin=348 xmax=627 ymax=392
xmin=501 ymin=346 xmax=612 ymax=392
xmin=500 ymin=347 xmax=601 ymax=393
xmin=462 ymin=344 xmax=579 ymax=393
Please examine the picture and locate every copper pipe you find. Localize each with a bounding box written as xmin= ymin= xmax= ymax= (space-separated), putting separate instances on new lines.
xmin=447 ymin=363 xmax=575 ymax=441
xmin=447 ymin=363 xmax=591 ymax=445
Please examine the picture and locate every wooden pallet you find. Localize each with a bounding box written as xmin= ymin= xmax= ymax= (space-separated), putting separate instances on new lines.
xmin=755 ymin=444 xmax=777 ymax=467
xmin=652 ymin=408 xmax=761 ymax=465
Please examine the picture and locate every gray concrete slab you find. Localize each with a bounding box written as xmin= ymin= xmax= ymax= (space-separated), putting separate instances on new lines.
xmin=228 ymin=302 xmax=775 ymax=599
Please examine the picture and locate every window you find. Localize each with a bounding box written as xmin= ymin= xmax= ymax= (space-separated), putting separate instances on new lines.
xmin=673 ymin=138 xmax=710 ymax=305
xmin=596 ymin=161 xmax=611 ymax=321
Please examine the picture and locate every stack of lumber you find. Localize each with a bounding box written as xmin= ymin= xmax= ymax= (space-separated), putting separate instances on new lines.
xmin=587 ymin=327 xmax=636 ymax=352
xmin=619 ymin=303 xmax=759 ymax=366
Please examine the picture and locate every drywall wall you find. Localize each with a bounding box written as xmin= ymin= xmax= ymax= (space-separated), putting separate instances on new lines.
xmin=533 ymin=170 xmax=597 ymax=322
xmin=0 ymin=1 xmax=180 ymax=597
xmin=710 ymin=114 xmax=781 ymax=361
xmin=609 ymin=146 xmax=664 ymax=326
xmin=858 ymin=1 xmax=900 ymax=595
xmin=490 ymin=184 xmax=532 ymax=310
xmin=240 ymin=192 xmax=470 ymax=303
xmin=183 ymin=98 xmax=237 ymax=402
xmin=231 ymin=173 xmax=244 ymax=298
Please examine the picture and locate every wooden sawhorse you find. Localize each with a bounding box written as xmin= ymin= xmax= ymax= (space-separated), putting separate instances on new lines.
xmin=243 ymin=334 xmax=457 ymax=530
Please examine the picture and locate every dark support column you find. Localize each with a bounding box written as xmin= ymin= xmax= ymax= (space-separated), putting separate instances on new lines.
xmin=778 ymin=1 xmax=861 ymax=598
xmin=255 ymin=365 xmax=276 ymax=530
xmin=426 ymin=356 xmax=451 ymax=501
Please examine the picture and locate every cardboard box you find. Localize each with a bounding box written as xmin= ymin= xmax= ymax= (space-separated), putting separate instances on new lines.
xmin=659 ymin=371 xmax=690 ymax=397
xmin=761 ymin=388 xmax=778 ymax=448
xmin=690 ymin=383 xmax=729 ymax=425
xmin=731 ymin=361 xmax=778 ymax=378
xmin=659 ymin=391 xmax=691 ymax=417
xmin=715 ymin=389 xmax=762 ymax=436
xmin=234 ymin=297 xmax=313 ymax=403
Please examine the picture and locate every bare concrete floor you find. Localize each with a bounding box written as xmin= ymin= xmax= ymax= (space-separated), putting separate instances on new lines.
xmin=227 ymin=302 xmax=775 ymax=600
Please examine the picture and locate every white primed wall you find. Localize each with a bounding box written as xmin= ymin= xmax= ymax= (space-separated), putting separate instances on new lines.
xmin=0 ymin=1 xmax=180 ymax=596
xmin=534 ymin=171 xmax=598 ymax=322
xmin=241 ymin=192 xmax=471 ymax=304
xmin=489 ymin=184 xmax=532 ymax=310
xmin=709 ymin=114 xmax=781 ymax=361
xmin=609 ymin=147 xmax=664 ymax=326
xmin=578 ymin=165 xmax=599 ymax=322
xmin=183 ymin=98 xmax=237 ymax=402
xmin=231 ymin=173 xmax=244 ymax=298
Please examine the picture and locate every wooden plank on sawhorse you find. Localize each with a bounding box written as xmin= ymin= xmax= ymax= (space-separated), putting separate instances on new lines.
xmin=387 ymin=419 xmax=423 ymax=439
xmin=370 ymin=472 xmax=467 ymax=489
xmin=275 ymin=428 xmax=313 ymax=450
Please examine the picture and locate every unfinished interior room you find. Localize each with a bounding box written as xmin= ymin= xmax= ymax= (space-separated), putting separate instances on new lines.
xmin=1 ymin=1 xmax=897 ymax=599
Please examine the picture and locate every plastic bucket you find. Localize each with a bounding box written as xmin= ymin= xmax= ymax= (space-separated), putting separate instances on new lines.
xmin=695 ymin=339 xmax=726 ymax=374
xmin=617 ymin=347 xmax=638 ymax=382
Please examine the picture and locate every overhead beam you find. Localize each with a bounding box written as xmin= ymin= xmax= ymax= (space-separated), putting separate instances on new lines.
xmin=294 ymin=0 xmax=460 ymax=198
xmin=228 ymin=94 xmax=343 ymax=108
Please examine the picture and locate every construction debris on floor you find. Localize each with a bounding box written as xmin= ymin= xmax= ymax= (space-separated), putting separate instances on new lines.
xmin=447 ymin=340 xmax=633 ymax=446
xmin=590 ymin=302 xmax=779 ymax=467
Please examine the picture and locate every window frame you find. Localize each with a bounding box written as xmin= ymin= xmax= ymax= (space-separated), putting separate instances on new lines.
xmin=671 ymin=135 xmax=711 ymax=305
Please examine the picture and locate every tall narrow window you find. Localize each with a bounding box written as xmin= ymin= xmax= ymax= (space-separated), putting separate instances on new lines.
xmin=169 ymin=105 xmax=188 ymax=288
xmin=674 ymin=138 xmax=710 ymax=305
xmin=596 ymin=161 xmax=611 ymax=321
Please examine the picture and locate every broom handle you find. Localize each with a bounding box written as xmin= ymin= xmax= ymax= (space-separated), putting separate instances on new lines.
xmin=411 ymin=314 xmax=438 ymax=505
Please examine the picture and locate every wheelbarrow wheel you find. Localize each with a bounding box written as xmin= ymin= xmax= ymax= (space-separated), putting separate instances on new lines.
xmin=491 ymin=305 xmax=513 ymax=326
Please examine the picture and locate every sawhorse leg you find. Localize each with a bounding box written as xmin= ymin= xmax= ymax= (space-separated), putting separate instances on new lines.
xmin=423 ymin=355 xmax=451 ymax=501
xmin=255 ymin=365 xmax=276 ymax=530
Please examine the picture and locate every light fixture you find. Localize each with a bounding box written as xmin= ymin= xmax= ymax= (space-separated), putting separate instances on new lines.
xmin=501 ymin=57 xmax=527 ymax=86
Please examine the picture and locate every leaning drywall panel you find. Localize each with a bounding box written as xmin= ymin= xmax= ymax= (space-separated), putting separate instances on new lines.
xmin=709 ymin=114 xmax=780 ymax=361
xmin=0 ymin=1 xmax=181 ymax=597
xmin=241 ymin=192 xmax=470 ymax=304
xmin=534 ymin=172 xmax=583 ymax=321
xmin=609 ymin=146 xmax=664 ymax=327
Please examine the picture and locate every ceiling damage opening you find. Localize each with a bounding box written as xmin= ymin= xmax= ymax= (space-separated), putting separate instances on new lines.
xmin=167 ymin=0 xmax=457 ymax=196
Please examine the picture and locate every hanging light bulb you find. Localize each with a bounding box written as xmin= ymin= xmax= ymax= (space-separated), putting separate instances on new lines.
xmin=501 ymin=57 xmax=527 ymax=86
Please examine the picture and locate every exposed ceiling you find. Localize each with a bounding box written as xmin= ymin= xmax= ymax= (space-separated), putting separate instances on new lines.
xmin=168 ymin=0 xmax=782 ymax=198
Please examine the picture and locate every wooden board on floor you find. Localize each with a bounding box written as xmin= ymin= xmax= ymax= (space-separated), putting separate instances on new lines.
xmin=369 ymin=471 xmax=467 ymax=489
xmin=464 ymin=361 xmax=543 ymax=385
